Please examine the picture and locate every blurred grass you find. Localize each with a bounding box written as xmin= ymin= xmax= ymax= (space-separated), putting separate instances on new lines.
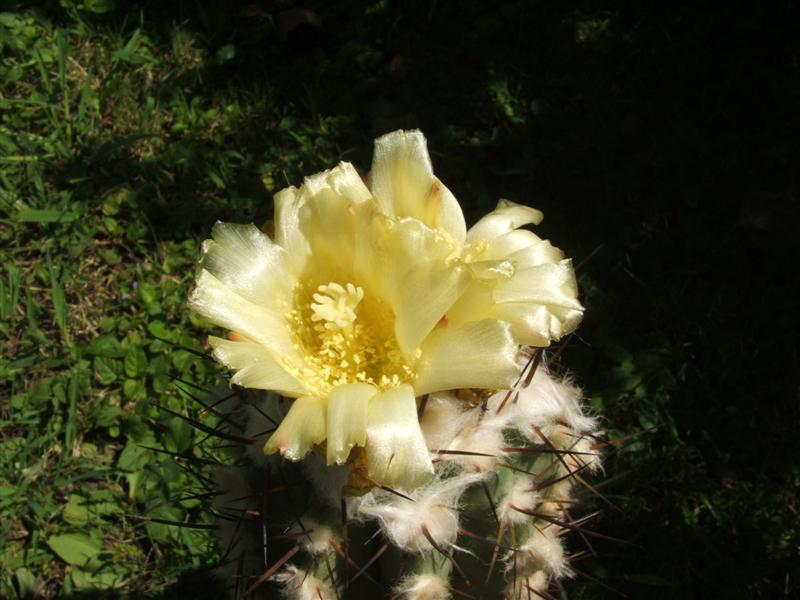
xmin=0 ymin=0 xmax=798 ymax=598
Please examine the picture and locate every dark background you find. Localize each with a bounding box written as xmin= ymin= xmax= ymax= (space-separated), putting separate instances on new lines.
xmin=4 ymin=0 xmax=799 ymax=597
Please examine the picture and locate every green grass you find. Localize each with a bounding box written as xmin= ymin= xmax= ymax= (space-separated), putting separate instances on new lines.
xmin=1 ymin=1 xmax=798 ymax=598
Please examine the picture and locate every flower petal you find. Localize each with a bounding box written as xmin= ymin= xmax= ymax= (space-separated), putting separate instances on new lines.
xmin=274 ymin=162 xmax=372 ymax=275
xmin=504 ymin=239 xmax=566 ymax=270
xmin=326 ymin=383 xmax=376 ymax=465
xmin=466 ymin=199 xmax=543 ymax=245
xmin=414 ymin=319 xmax=520 ymax=395
xmin=264 ymin=396 xmax=326 ymax=460
xmin=189 ymin=269 xmax=297 ymax=360
xmin=365 ymin=384 xmax=434 ymax=491
xmin=355 ymin=209 xmax=469 ymax=356
xmin=489 ymin=302 xmax=583 ymax=346
xmin=208 ymin=336 xmax=306 ymax=397
xmin=200 ymin=222 xmax=295 ymax=306
xmin=492 ymin=261 xmax=583 ymax=310
xmin=371 ymin=130 xmax=466 ymax=244
xmin=481 ymin=229 xmax=550 ymax=262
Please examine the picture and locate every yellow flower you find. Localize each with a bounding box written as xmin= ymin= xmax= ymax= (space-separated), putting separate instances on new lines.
xmin=189 ymin=130 xmax=582 ymax=492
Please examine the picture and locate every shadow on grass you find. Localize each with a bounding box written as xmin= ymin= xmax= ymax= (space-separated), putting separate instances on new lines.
xmin=55 ymin=569 xmax=227 ymax=600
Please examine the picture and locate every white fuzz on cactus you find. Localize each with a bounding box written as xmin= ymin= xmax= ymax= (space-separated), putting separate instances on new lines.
xmin=189 ymin=130 xmax=603 ymax=599
xmin=273 ymin=565 xmax=336 ymax=600
xmin=510 ymin=527 xmax=571 ymax=579
xmin=353 ymin=473 xmax=483 ymax=553
xmin=394 ymin=573 xmax=452 ymax=600
xmin=506 ymin=570 xmax=550 ymax=599
xmin=497 ymin=476 xmax=539 ymax=526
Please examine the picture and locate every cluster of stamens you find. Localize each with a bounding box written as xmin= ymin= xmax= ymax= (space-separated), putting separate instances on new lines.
xmin=283 ymin=280 xmax=415 ymax=397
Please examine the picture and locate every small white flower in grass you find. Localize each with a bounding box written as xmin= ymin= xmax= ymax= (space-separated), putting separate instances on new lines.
xmin=189 ymin=130 xmax=583 ymax=492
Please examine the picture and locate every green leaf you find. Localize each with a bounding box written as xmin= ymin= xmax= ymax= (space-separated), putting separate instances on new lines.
xmin=87 ymin=334 xmax=125 ymax=358
xmin=138 ymin=282 xmax=158 ymax=304
xmin=215 ymin=43 xmax=235 ymax=64
xmin=47 ymin=533 xmax=101 ymax=566
xmin=93 ymin=356 xmax=121 ymax=385
xmin=80 ymin=0 xmax=117 ymax=15
xmin=64 ymin=492 xmax=122 ymax=526
xmin=171 ymin=350 xmax=194 ymax=371
xmin=165 ymin=417 xmax=193 ymax=454
xmin=71 ymin=567 xmax=124 ymax=590
xmin=63 ymin=495 xmax=89 ymax=525
xmin=15 ymin=568 xmax=37 ymax=597
xmin=16 ymin=208 xmax=78 ymax=223
xmin=122 ymin=378 xmax=147 ymax=400
xmin=124 ymin=346 xmax=147 ymax=378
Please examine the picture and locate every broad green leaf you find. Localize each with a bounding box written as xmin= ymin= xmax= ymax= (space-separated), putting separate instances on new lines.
xmin=93 ymin=356 xmax=120 ymax=385
xmin=165 ymin=417 xmax=192 ymax=454
xmin=71 ymin=567 xmax=124 ymax=590
xmin=87 ymin=335 xmax=125 ymax=358
xmin=122 ymin=378 xmax=146 ymax=400
xmin=47 ymin=533 xmax=101 ymax=566
xmin=124 ymin=346 xmax=147 ymax=378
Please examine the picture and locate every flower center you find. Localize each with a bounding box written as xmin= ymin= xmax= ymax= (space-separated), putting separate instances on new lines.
xmin=310 ymin=282 xmax=364 ymax=331
xmin=284 ymin=280 xmax=415 ymax=397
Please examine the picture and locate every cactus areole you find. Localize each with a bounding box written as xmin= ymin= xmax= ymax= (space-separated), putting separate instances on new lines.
xmin=190 ymin=130 xmax=583 ymax=493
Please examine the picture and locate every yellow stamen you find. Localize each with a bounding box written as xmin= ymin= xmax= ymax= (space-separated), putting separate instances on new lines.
xmin=283 ymin=280 xmax=415 ymax=397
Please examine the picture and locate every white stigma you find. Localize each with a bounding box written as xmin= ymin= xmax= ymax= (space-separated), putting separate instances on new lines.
xmin=310 ymin=282 xmax=365 ymax=331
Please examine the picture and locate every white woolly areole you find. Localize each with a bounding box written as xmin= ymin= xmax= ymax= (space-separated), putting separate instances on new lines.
xmin=353 ymin=473 xmax=482 ymax=553
xmin=419 ymin=392 xmax=473 ymax=451
xmin=505 ymin=368 xmax=597 ymax=440
xmin=497 ymin=476 xmax=539 ymax=525
xmin=444 ymin=410 xmax=505 ymax=473
xmin=394 ymin=573 xmax=451 ymax=600
xmin=507 ymin=570 xmax=549 ymax=598
xmin=561 ymin=435 xmax=603 ymax=475
xmin=273 ymin=565 xmax=335 ymax=600
xmin=510 ymin=527 xmax=570 ymax=578
xmin=287 ymin=519 xmax=335 ymax=555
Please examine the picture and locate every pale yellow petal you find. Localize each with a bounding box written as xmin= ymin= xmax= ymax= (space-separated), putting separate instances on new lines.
xmin=326 ymin=383 xmax=376 ymax=465
xmin=481 ymin=229 xmax=546 ymax=261
xmin=371 ymin=130 xmax=466 ymax=244
xmin=264 ymin=396 xmax=326 ymax=460
xmin=208 ymin=336 xmax=306 ymax=397
xmin=492 ymin=260 xmax=583 ymax=310
xmin=444 ymin=280 xmax=495 ymax=326
xmin=365 ymin=384 xmax=434 ymax=491
xmin=189 ymin=269 xmax=297 ymax=360
xmin=273 ymin=185 xmax=308 ymax=269
xmin=489 ymin=303 xmax=583 ymax=346
xmin=200 ymin=222 xmax=295 ymax=305
xmin=355 ymin=209 xmax=468 ymax=356
xmin=414 ymin=319 xmax=520 ymax=395
xmin=504 ymin=239 xmax=566 ymax=269
xmin=274 ymin=162 xmax=372 ymax=274
xmin=466 ymin=199 xmax=543 ymax=245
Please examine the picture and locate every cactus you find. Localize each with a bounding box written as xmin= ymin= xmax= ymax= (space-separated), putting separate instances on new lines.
xmin=188 ymin=130 xmax=601 ymax=599
xmin=209 ymin=360 xmax=601 ymax=599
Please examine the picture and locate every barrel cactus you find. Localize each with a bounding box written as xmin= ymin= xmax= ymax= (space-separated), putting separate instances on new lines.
xmin=189 ymin=130 xmax=601 ymax=599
